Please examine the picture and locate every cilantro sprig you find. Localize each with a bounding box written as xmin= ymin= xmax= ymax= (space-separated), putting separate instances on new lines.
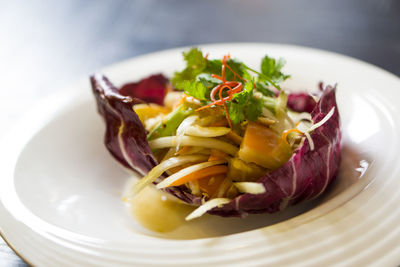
xmin=171 ymin=48 xmax=289 ymax=125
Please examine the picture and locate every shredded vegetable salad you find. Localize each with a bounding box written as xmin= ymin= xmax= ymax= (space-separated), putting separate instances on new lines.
xmin=114 ymin=49 xmax=337 ymax=220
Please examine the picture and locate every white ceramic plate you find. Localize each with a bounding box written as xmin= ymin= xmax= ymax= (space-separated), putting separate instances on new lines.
xmin=1 ymin=43 xmax=399 ymax=266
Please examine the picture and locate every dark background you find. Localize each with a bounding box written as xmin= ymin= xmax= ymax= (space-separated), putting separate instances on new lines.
xmin=1 ymin=0 xmax=399 ymax=265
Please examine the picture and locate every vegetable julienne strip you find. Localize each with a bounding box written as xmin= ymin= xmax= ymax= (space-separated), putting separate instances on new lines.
xmin=175 ymin=115 xmax=199 ymax=151
xmin=127 ymin=154 xmax=209 ymax=197
xmin=214 ymin=176 xmax=234 ymax=198
xmin=280 ymin=107 xmax=335 ymax=150
xmin=297 ymin=107 xmax=335 ymax=151
xmin=309 ymin=107 xmax=335 ymax=132
xmin=148 ymin=136 xmax=239 ymax=156
xmin=177 ymin=146 xmax=208 ymax=155
xmin=156 ymin=160 xmax=226 ymax=188
xmin=223 ymin=103 xmax=233 ymax=129
xmin=305 ymin=131 xmax=315 ymax=151
xmin=208 ymin=149 xmax=228 ymax=162
xmin=185 ymin=198 xmax=231 ymax=221
xmin=168 ymin=165 xmax=228 ymax=187
xmin=176 ymin=115 xmax=198 ymax=137
xmin=234 ymin=182 xmax=266 ymax=194
xmin=185 ymin=125 xmax=231 ymax=137
xmin=225 ymin=131 xmax=243 ymax=145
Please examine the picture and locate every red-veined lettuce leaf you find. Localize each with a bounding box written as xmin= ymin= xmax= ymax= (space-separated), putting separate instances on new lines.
xmin=90 ymin=74 xmax=161 ymax=175
xmin=209 ymin=85 xmax=341 ymax=216
xmin=119 ymin=74 xmax=168 ymax=105
xmin=287 ymin=92 xmax=317 ymax=113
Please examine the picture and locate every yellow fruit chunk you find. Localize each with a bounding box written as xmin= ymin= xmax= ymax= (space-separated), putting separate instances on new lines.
xmin=133 ymin=103 xmax=170 ymax=123
xmin=227 ymin=157 xmax=266 ymax=182
xmin=238 ymin=122 xmax=292 ymax=169
xmin=197 ymin=174 xmax=226 ymax=197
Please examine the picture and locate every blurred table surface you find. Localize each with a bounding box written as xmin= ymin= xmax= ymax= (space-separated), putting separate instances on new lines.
xmin=0 ymin=0 xmax=399 ymax=266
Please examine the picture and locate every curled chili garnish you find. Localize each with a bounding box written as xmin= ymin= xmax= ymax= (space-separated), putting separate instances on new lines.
xmin=196 ymin=55 xmax=247 ymax=128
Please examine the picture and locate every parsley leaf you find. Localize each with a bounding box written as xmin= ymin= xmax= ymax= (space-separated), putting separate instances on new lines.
xmin=260 ymin=55 xmax=290 ymax=84
xmin=245 ymin=97 xmax=263 ymax=121
xmin=171 ymin=48 xmax=208 ymax=89
xmin=255 ymin=82 xmax=275 ymax=97
xmin=226 ymin=80 xmax=262 ymax=124
xmin=180 ymin=80 xmax=209 ymax=100
xmin=184 ymin=48 xmax=206 ymax=67
xmin=224 ymin=59 xmax=245 ymax=81
xmin=204 ymin=59 xmax=222 ymax=74
xmin=179 ymin=73 xmax=222 ymax=101
xmin=171 ymin=49 xmax=289 ymax=125
xmin=227 ymin=86 xmax=251 ymax=124
xmin=196 ymin=73 xmax=221 ymax=89
xmin=241 ymin=55 xmax=289 ymax=92
xmin=228 ymin=101 xmax=246 ymax=124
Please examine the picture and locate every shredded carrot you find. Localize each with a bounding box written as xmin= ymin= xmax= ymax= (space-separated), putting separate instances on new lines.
xmin=282 ymin=128 xmax=303 ymax=144
xmin=208 ymin=155 xmax=221 ymax=162
xmin=224 ymin=63 xmax=246 ymax=82
xmin=211 ymin=84 xmax=223 ymax=101
xmin=211 ymin=74 xmax=224 ymax=81
xmin=204 ymin=53 xmax=209 ymax=60
xmin=195 ymin=54 xmax=246 ymax=125
xmin=224 ymin=102 xmax=233 ymax=129
xmin=218 ymin=85 xmax=230 ymax=101
xmin=169 ymin=165 xmax=228 ymax=187
xmin=197 ymin=174 xmax=226 ymax=197
xmin=196 ymin=101 xmax=221 ymax=111
xmin=176 ymin=146 xmax=192 ymax=155
xmin=208 ymin=149 xmax=228 ymax=162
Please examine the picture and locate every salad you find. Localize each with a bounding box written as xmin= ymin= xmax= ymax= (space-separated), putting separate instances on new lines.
xmin=91 ymin=48 xmax=341 ymax=220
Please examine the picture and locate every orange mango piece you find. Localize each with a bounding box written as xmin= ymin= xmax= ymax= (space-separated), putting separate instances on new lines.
xmin=238 ymin=122 xmax=292 ymax=169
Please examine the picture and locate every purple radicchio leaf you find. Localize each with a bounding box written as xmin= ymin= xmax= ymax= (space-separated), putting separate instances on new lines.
xmin=208 ymin=85 xmax=341 ymax=217
xmin=91 ymin=74 xmax=158 ymax=176
xmin=119 ymin=74 xmax=169 ymax=105
xmin=287 ymin=92 xmax=317 ymax=113
xmin=91 ymin=74 xmax=203 ymax=204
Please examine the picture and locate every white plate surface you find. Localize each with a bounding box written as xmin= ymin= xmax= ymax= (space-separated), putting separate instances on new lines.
xmin=1 ymin=43 xmax=400 ymax=266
